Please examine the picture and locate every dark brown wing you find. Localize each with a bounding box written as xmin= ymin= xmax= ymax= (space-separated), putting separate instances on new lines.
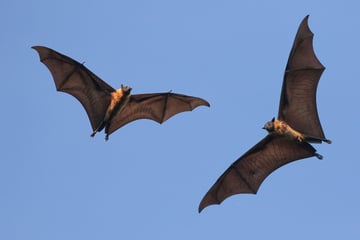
xmin=277 ymin=16 xmax=327 ymax=141
xmin=107 ymin=92 xmax=210 ymax=135
xmin=32 ymin=46 xmax=115 ymax=131
xmin=199 ymin=135 xmax=319 ymax=212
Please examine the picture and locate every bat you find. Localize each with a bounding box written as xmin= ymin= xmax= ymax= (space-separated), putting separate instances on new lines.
xmin=33 ymin=46 xmax=210 ymax=140
xmin=199 ymin=15 xmax=331 ymax=212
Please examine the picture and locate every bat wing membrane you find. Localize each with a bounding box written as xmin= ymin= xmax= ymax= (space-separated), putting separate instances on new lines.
xmin=278 ymin=16 xmax=327 ymax=140
xmin=32 ymin=46 xmax=115 ymax=131
xmin=199 ymin=135 xmax=318 ymax=212
xmin=107 ymin=92 xmax=210 ymax=135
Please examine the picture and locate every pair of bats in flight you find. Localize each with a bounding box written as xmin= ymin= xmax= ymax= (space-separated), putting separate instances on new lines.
xmin=33 ymin=15 xmax=331 ymax=213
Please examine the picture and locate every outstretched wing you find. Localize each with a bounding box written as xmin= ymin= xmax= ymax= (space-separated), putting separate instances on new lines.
xmin=199 ymin=135 xmax=319 ymax=212
xmin=107 ymin=92 xmax=210 ymax=135
xmin=32 ymin=46 xmax=114 ymax=131
xmin=278 ymin=15 xmax=327 ymax=141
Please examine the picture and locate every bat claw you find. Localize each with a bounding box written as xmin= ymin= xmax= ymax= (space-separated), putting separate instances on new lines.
xmin=105 ymin=135 xmax=109 ymax=141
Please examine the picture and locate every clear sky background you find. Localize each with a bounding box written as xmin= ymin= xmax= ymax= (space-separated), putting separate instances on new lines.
xmin=1 ymin=1 xmax=359 ymax=239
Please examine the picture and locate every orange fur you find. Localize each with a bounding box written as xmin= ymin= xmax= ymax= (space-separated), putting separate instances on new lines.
xmin=272 ymin=119 xmax=304 ymax=142
xmin=104 ymin=88 xmax=130 ymax=121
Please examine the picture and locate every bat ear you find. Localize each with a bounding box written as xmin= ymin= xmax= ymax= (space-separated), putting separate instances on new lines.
xmin=271 ymin=117 xmax=275 ymax=122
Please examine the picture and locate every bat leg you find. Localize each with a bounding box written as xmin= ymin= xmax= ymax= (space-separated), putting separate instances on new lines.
xmin=104 ymin=125 xmax=110 ymax=141
xmin=305 ymin=135 xmax=332 ymax=144
xmin=90 ymin=121 xmax=107 ymax=138
xmin=90 ymin=130 xmax=97 ymax=137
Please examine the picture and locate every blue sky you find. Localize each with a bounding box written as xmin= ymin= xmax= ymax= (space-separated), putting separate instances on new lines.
xmin=1 ymin=0 xmax=359 ymax=239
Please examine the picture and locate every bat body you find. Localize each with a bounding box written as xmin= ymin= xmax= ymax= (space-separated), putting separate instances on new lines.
xmin=264 ymin=118 xmax=330 ymax=146
xmin=33 ymin=46 xmax=210 ymax=140
xmin=199 ymin=15 xmax=331 ymax=212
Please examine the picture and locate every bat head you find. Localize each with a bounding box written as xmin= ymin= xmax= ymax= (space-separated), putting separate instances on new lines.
xmin=262 ymin=117 xmax=275 ymax=132
xmin=120 ymin=84 xmax=132 ymax=95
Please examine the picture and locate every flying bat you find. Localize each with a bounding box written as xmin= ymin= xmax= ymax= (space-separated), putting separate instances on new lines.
xmin=33 ymin=46 xmax=210 ymax=140
xmin=199 ymin=15 xmax=331 ymax=212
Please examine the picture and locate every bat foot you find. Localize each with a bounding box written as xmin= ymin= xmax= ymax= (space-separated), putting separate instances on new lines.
xmin=314 ymin=153 xmax=323 ymax=160
xmin=105 ymin=134 xmax=109 ymax=141
xmin=90 ymin=131 xmax=97 ymax=138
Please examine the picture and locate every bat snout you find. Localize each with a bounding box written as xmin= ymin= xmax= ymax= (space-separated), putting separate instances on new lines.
xmin=263 ymin=120 xmax=274 ymax=132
